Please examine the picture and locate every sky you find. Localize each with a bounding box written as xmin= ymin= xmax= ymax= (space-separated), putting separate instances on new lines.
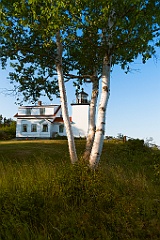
xmin=0 ymin=53 xmax=160 ymax=146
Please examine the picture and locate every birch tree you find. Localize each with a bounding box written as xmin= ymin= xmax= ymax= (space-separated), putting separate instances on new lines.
xmin=66 ymin=27 xmax=102 ymax=161
xmin=68 ymin=0 xmax=160 ymax=167
xmin=88 ymin=12 xmax=114 ymax=168
xmin=0 ymin=0 xmax=79 ymax=163
xmin=1 ymin=0 xmax=160 ymax=168
xmin=90 ymin=0 xmax=159 ymax=168
xmin=56 ymin=31 xmax=77 ymax=163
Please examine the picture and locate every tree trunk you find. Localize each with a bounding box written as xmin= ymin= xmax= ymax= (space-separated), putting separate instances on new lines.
xmin=83 ymin=74 xmax=99 ymax=161
xmin=56 ymin=31 xmax=78 ymax=164
xmin=88 ymin=12 xmax=114 ymax=168
xmin=89 ymin=55 xmax=111 ymax=168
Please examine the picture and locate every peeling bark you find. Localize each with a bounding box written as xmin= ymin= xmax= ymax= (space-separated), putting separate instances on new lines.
xmin=56 ymin=31 xmax=78 ymax=164
xmin=89 ymin=12 xmax=114 ymax=168
xmin=83 ymin=74 xmax=99 ymax=161
xmin=89 ymin=55 xmax=111 ymax=168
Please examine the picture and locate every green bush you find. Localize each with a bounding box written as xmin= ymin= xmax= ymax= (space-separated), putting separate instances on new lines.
xmin=0 ymin=129 xmax=8 ymax=140
xmin=126 ymin=138 xmax=145 ymax=150
xmin=0 ymin=122 xmax=16 ymax=140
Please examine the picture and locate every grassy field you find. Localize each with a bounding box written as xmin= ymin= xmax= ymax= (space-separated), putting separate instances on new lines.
xmin=0 ymin=139 xmax=160 ymax=239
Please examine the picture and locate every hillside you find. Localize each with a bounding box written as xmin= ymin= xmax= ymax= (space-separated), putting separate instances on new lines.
xmin=0 ymin=139 xmax=160 ymax=239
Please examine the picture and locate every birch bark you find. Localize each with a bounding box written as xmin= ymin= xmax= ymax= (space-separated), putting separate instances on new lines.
xmin=89 ymin=12 xmax=114 ymax=168
xmin=56 ymin=31 xmax=78 ymax=164
xmin=89 ymin=55 xmax=111 ymax=168
xmin=83 ymin=74 xmax=99 ymax=161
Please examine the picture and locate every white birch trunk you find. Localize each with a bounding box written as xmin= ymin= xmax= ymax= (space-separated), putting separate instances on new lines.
xmin=89 ymin=12 xmax=114 ymax=168
xmin=89 ymin=55 xmax=111 ymax=168
xmin=83 ymin=74 xmax=99 ymax=161
xmin=56 ymin=31 xmax=78 ymax=164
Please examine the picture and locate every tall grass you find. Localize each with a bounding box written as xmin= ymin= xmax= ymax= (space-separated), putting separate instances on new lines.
xmin=0 ymin=140 xmax=160 ymax=239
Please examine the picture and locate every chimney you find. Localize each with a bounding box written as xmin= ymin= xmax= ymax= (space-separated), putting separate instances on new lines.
xmin=38 ymin=101 xmax=42 ymax=106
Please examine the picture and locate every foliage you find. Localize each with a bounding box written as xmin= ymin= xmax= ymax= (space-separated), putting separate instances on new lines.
xmin=0 ymin=121 xmax=16 ymax=140
xmin=126 ymin=138 xmax=145 ymax=151
xmin=0 ymin=140 xmax=160 ymax=239
xmin=0 ymin=116 xmax=14 ymax=126
xmin=117 ymin=133 xmax=124 ymax=140
xmin=0 ymin=0 xmax=61 ymax=103
xmin=0 ymin=114 xmax=3 ymax=124
xmin=0 ymin=0 xmax=160 ymax=101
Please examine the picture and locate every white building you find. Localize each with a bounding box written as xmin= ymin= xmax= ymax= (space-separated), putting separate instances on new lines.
xmin=14 ymin=89 xmax=90 ymax=138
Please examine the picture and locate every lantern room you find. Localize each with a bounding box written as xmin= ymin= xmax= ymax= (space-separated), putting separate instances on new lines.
xmin=76 ymin=88 xmax=89 ymax=104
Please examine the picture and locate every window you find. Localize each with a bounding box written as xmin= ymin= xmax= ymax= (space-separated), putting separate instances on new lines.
xmin=22 ymin=124 xmax=28 ymax=132
xmin=40 ymin=108 xmax=45 ymax=115
xmin=26 ymin=108 xmax=31 ymax=115
xmin=59 ymin=124 xmax=64 ymax=133
xmin=31 ymin=124 xmax=37 ymax=132
xmin=42 ymin=124 xmax=48 ymax=132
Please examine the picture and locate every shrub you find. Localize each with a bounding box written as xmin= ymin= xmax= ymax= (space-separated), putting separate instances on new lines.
xmin=0 ymin=130 xmax=8 ymax=140
xmin=125 ymin=138 xmax=145 ymax=152
xmin=0 ymin=122 xmax=16 ymax=140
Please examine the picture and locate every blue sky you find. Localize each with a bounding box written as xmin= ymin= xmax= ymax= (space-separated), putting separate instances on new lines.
xmin=108 ymin=56 xmax=160 ymax=146
xmin=0 ymin=52 xmax=160 ymax=146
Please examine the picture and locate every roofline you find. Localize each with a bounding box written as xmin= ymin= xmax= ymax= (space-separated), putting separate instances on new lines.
xmin=53 ymin=105 xmax=61 ymax=115
xmin=53 ymin=117 xmax=72 ymax=123
xmin=14 ymin=114 xmax=56 ymax=118
xmin=18 ymin=104 xmax=60 ymax=108
xmin=71 ymin=103 xmax=90 ymax=106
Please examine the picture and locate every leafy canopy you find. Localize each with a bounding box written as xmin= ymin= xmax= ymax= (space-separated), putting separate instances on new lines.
xmin=0 ymin=0 xmax=159 ymax=101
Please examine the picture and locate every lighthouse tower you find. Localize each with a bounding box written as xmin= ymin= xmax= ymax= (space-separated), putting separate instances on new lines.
xmin=71 ymin=88 xmax=90 ymax=137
